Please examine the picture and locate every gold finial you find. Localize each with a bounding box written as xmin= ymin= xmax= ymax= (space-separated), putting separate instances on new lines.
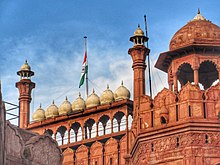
xmin=198 ymin=8 xmax=200 ymax=14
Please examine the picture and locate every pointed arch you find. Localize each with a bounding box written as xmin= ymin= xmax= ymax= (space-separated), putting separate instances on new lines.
xmin=177 ymin=62 xmax=194 ymax=86
xmin=199 ymin=60 xmax=218 ymax=89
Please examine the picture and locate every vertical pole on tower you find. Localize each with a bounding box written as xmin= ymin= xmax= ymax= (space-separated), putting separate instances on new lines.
xmin=144 ymin=15 xmax=152 ymax=99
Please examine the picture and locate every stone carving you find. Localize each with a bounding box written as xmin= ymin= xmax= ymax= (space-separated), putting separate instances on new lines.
xmin=131 ymin=132 xmax=220 ymax=165
xmin=178 ymin=82 xmax=202 ymax=101
xmin=205 ymin=82 xmax=220 ymax=101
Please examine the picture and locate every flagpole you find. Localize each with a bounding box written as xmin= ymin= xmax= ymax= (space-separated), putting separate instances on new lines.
xmin=84 ymin=36 xmax=89 ymax=97
xmin=144 ymin=15 xmax=152 ymax=99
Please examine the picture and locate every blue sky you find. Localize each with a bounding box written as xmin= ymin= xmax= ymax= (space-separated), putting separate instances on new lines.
xmin=0 ymin=0 xmax=219 ymax=123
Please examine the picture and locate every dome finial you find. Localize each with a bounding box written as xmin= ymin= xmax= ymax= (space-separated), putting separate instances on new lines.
xmin=40 ymin=103 xmax=42 ymax=108
xmin=107 ymin=84 xmax=109 ymax=89
xmin=192 ymin=8 xmax=206 ymax=21
xmin=52 ymin=100 xmax=54 ymax=104
xmin=121 ymin=80 xmax=124 ymax=86
xmin=79 ymin=92 xmax=81 ymax=97
xmin=92 ymin=88 xmax=95 ymax=93
xmin=65 ymin=96 xmax=68 ymax=101
xmin=138 ymin=24 xmax=140 ymax=28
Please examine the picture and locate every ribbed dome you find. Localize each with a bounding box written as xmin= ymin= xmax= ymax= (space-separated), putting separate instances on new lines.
xmin=59 ymin=97 xmax=72 ymax=115
xmin=32 ymin=104 xmax=45 ymax=122
xmin=21 ymin=60 xmax=31 ymax=71
xmin=170 ymin=10 xmax=220 ymax=50
xmin=114 ymin=81 xmax=130 ymax=101
xmin=134 ymin=25 xmax=144 ymax=36
xmin=45 ymin=100 xmax=59 ymax=119
xmin=100 ymin=85 xmax=114 ymax=105
xmin=86 ymin=89 xmax=100 ymax=108
xmin=72 ymin=93 xmax=86 ymax=112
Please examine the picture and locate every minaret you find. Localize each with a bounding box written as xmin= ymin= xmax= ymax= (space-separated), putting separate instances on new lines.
xmin=128 ymin=25 xmax=150 ymax=135
xmin=128 ymin=25 xmax=149 ymax=101
xmin=16 ymin=60 xmax=35 ymax=128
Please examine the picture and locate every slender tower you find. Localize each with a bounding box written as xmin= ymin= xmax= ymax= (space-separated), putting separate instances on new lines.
xmin=128 ymin=25 xmax=150 ymax=133
xmin=128 ymin=25 xmax=149 ymax=100
xmin=16 ymin=60 xmax=35 ymax=128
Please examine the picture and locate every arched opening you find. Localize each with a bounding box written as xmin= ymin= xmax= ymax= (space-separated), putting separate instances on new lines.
xmin=205 ymin=134 xmax=209 ymax=144
xmin=160 ymin=116 xmax=167 ymax=124
xmin=113 ymin=111 xmax=126 ymax=132
xmin=177 ymin=63 xmax=194 ymax=86
xmin=84 ymin=118 xmax=96 ymax=139
xmin=44 ymin=129 xmax=53 ymax=136
xmin=176 ymin=137 xmax=180 ymax=147
xmin=199 ymin=61 xmax=218 ymax=89
xmin=120 ymin=115 xmax=126 ymax=131
xmin=56 ymin=126 xmax=67 ymax=145
xmin=98 ymin=115 xmax=110 ymax=136
xmin=70 ymin=122 xmax=82 ymax=143
xmin=128 ymin=114 xmax=133 ymax=129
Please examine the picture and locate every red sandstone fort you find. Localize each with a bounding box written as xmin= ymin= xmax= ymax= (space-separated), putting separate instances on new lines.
xmin=1 ymin=10 xmax=220 ymax=165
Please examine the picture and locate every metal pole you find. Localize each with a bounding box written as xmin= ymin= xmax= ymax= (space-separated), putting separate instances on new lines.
xmin=144 ymin=15 xmax=153 ymax=99
xmin=84 ymin=36 xmax=89 ymax=97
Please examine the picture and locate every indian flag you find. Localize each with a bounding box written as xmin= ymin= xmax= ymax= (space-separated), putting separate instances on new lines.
xmin=79 ymin=52 xmax=88 ymax=88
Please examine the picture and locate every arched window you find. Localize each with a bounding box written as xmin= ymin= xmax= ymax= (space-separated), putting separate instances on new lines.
xmin=112 ymin=111 xmax=126 ymax=132
xmin=98 ymin=115 xmax=110 ymax=135
xmin=84 ymin=118 xmax=96 ymax=139
xmin=70 ymin=122 xmax=82 ymax=142
xmin=56 ymin=126 xmax=67 ymax=146
xmin=199 ymin=61 xmax=218 ymax=89
xmin=44 ymin=129 xmax=53 ymax=136
xmin=160 ymin=116 xmax=167 ymax=124
xmin=177 ymin=63 xmax=193 ymax=86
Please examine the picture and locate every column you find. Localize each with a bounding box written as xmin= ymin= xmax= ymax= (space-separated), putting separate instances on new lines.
xmin=82 ymin=126 xmax=85 ymax=140
xmin=103 ymin=123 xmax=106 ymax=135
xmin=111 ymin=119 xmax=114 ymax=133
xmin=96 ymin=122 xmax=99 ymax=137
xmin=173 ymin=73 xmax=178 ymax=92
xmin=75 ymin=131 xmax=78 ymax=142
xmin=68 ymin=129 xmax=70 ymax=144
xmin=118 ymin=119 xmax=121 ymax=132
xmin=194 ymin=68 xmax=199 ymax=85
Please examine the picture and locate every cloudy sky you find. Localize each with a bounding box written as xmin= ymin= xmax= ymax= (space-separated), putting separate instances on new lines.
xmin=0 ymin=0 xmax=219 ymax=123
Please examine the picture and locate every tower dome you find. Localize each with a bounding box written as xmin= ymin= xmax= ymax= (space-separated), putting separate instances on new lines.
xmin=86 ymin=89 xmax=100 ymax=108
xmin=100 ymin=85 xmax=114 ymax=105
xmin=59 ymin=97 xmax=72 ymax=115
xmin=17 ymin=60 xmax=34 ymax=79
xmin=134 ymin=25 xmax=145 ymax=36
xmin=45 ymin=100 xmax=59 ymax=119
xmin=72 ymin=93 xmax=86 ymax=112
xmin=130 ymin=25 xmax=148 ymax=46
xmin=21 ymin=60 xmax=31 ymax=71
xmin=169 ymin=10 xmax=220 ymax=51
xmin=114 ymin=81 xmax=131 ymax=101
xmin=32 ymin=104 xmax=45 ymax=122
